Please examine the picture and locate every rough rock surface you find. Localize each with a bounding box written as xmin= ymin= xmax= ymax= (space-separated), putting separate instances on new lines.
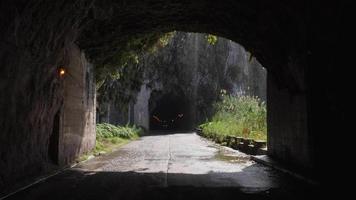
xmin=122 ymin=32 xmax=266 ymax=130
xmin=0 ymin=0 xmax=92 ymax=190
xmin=58 ymin=44 xmax=96 ymax=166
xmin=146 ymin=32 xmax=266 ymax=122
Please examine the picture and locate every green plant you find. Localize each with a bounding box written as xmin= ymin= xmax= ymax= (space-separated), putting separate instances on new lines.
xmin=96 ymin=32 xmax=176 ymax=111
xmin=200 ymin=94 xmax=267 ymax=141
xmin=206 ymin=34 xmax=218 ymax=45
xmin=96 ymin=123 xmax=142 ymax=139
xmin=94 ymin=123 xmax=143 ymax=154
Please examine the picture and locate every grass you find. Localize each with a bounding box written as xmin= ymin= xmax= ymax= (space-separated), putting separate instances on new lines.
xmin=199 ymin=94 xmax=267 ymax=141
xmin=94 ymin=123 xmax=143 ymax=154
xmin=77 ymin=123 xmax=143 ymax=162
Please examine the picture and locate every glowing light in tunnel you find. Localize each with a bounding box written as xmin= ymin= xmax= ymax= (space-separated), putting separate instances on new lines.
xmin=58 ymin=67 xmax=66 ymax=77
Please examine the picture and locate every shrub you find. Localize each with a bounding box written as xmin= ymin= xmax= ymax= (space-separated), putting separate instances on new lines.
xmin=200 ymin=95 xmax=267 ymax=141
xmin=96 ymin=123 xmax=143 ymax=139
xmin=94 ymin=123 xmax=143 ymax=154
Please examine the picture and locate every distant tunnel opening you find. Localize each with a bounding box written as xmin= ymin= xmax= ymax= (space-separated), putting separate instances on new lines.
xmin=149 ymin=91 xmax=194 ymax=131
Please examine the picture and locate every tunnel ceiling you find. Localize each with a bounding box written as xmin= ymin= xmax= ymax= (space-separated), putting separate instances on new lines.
xmin=77 ymin=0 xmax=307 ymax=92
xmin=0 ymin=0 xmax=308 ymax=92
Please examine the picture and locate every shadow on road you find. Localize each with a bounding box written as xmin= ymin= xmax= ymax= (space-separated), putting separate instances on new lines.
xmin=145 ymin=130 xmax=195 ymax=136
xmin=5 ymin=165 xmax=320 ymax=200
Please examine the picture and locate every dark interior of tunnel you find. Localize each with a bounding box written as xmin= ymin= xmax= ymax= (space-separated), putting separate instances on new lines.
xmin=149 ymin=91 xmax=193 ymax=131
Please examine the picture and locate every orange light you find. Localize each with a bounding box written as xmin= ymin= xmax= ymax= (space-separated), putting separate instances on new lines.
xmin=59 ymin=68 xmax=66 ymax=77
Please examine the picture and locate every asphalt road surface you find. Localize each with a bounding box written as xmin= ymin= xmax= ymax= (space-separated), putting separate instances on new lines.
xmin=5 ymin=132 xmax=319 ymax=200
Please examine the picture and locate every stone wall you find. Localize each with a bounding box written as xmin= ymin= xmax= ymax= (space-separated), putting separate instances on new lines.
xmin=134 ymin=84 xmax=151 ymax=131
xmin=0 ymin=1 xmax=92 ymax=191
xmin=0 ymin=40 xmax=96 ymax=192
xmin=97 ymin=102 xmax=129 ymax=126
xmin=267 ymin=73 xmax=312 ymax=172
xmin=57 ymin=44 xmax=96 ymax=166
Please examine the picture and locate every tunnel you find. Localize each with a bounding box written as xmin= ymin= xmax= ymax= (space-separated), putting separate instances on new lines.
xmin=0 ymin=0 xmax=348 ymax=194
xmin=149 ymin=91 xmax=194 ymax=131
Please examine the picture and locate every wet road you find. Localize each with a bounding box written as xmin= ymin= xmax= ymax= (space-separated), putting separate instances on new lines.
xmin=6 ymin=132 xmax=319 ymax=200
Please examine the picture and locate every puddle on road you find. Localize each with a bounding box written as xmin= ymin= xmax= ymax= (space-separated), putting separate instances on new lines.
xmin=204 ymin=141 xmax=251 ymax=164
xmin=76 ymin=149 xmax=132 ymax=171
xmin=214 ymin=149 xmax=250 ymax=164
xmin=76 ymin=160 xmax=107 ymax=171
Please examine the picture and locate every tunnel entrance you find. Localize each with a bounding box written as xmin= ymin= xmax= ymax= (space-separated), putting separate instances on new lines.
xmin=48 ymin=110 xmax=60 ymax=165
xmin=0 ymin=1 xmax=326 ymax=196
xmin=149 ymin=91 xmax=194 ymax=131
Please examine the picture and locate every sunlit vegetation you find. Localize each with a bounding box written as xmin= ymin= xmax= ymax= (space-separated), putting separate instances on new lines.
xmin=206 ymin=34 xmax=218 ymax=45
xmin=95 ymin=32 xmax=175 ymax=85
xmin=94 ymin=123 xmax=143 ymax=155
xmin=200 ymin=91 xmax=267 ymax=141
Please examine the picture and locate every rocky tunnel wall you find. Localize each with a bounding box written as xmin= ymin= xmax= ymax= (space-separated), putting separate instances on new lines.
xmin=267 ymin=73 xmax=312 ymax=172
xmin=0 ymin=1 xmax=95 ymax=191
xmin=134 ymin=84 xmax=151 ymax=131
xmin=57 ymin=44 xmax=96 ymax=166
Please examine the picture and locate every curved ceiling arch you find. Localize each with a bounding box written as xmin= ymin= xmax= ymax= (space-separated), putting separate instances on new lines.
xmin=78 ymin=0 xmax=307 ymax=92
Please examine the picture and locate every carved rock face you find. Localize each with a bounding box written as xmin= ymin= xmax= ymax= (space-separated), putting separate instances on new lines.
xmin=143 ymin=32 xmax=266 ymax=126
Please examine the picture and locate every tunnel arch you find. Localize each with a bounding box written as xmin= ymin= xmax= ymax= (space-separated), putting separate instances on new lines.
xmin=76 ymin=0 xmax=309 ymax=168
xmin=0 ymin=0 xmax=322 ymax=191
xmin=77 ymin=2 xmax=310 ymax=175
xmin=78 ymin=0 xmax=306 ymax=93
